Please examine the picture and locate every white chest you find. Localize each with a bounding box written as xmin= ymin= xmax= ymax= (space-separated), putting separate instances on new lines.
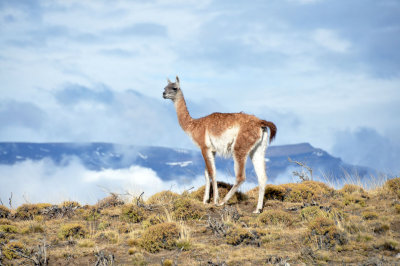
xmin=205 ymin=126 xmax=239 ymax=158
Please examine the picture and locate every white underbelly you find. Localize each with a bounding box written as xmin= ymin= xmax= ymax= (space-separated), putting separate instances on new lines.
xmin=206 ymin=127 xmax=239 ymax=158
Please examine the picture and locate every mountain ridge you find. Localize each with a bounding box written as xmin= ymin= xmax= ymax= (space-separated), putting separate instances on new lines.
xmin=0 ymin=142 xmax=376 ymax=184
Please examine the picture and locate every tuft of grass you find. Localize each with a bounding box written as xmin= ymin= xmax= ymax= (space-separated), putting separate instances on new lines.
xmin=384 ymin=177 xmax=400 ymax=198
xmin=371 ymin=222 xmax=390 ymax=235
xmin=78 ymin=239 xmax=95 ymax=248
xmin=374 ymin=239 xmax=399 ymax=251
xmin=342 ymin=194 xmax=366 ymax=207
xmin=300 ymin=206 xmax=328 ymax=221
xmin=172 ymin=197 xmax=205 ymax=221
xmin=121 ymin=204 xmax=146 ymax=223
xmin=21 ymin=222 xmax=44 ymax=234
xmin=225 ymin=226 xmax=255 ymax=246
xmin=0 ymin=218 xmax=12 ymax=225
xmin=0 ymin=205 xmax=11 ymax=218
xmin=146 ymin=191 xmax=180 ymax=205
xmin=362 ymin=211 xmax=378 ymax=220
xmin=395 ymin=204 xmax=400 ymax=214
xmin=340 ymin=184 xmax=365 ymax=194
xmin=162 ymin=259 xmax=174 ymax=266
xmin=139 ymin=222 xmax=179 ymax=253
xmin=15 ymin=203 xmax=52 ymax=220
xmin=95 ymin=230 xmax=119 ymax=244
xmin=58 ymin=223 xmax=88 ymax=240
xmin=258 ymin=210 xmax=293 ymax=226
xmin=60 ymin=201 xmax=81 ymax=208
xmin=191 ymin=181 xmax=247 ymax=204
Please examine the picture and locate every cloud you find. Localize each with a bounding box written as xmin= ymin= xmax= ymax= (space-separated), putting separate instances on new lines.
xmin=106 ymin=23 xmax=168 ymax=37
xmin=0 ymin=156 xmax=259 ymax=207
xmin=332 ymin=127 xmax=400 ymax=174
xmin=312 ymin=29 xmax=350 ymax=53
xmin=54 ymin=83 xmax=114 ymax=105
xmin=0 ymin=100 xmax=46 ymax=130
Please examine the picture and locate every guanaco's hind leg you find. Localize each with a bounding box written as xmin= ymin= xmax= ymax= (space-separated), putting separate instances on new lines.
xmin=218 ymin=152 xmax=247 ymax=206
xmin=250 ymin=129 xmax=269 ymax=213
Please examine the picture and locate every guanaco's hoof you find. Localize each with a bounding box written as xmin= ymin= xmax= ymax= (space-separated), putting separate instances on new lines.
xmin=253 ymin=209 xmax=262 ymax=214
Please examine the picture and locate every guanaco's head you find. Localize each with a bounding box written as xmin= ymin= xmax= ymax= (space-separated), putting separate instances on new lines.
xmin=163 ymin=76 xmax=181 ymax=101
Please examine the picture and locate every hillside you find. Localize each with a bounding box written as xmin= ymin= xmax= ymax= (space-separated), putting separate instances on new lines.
xmin=0 ymin=178 xmax=399 ymax=265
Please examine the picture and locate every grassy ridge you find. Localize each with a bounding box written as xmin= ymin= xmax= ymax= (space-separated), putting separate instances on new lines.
xmin=0 ymin=178 xmax=399 ymax=265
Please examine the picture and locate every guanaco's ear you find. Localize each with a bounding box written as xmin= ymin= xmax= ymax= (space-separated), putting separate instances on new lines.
xmin=176 ymin=75 xmax=180 ymax=84
xmin=167 ymin=78 xmax=172 ymax=84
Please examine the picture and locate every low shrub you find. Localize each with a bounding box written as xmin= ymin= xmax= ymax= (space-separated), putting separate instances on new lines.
xmin=395 ymin=204 xmax=400 ymax=214
xmin=362 ymin=211 xmax=378 ymax=220
xmin=308 ymin=217 xmax=347 ymax=249
xmin=340 ymin=184 xmax=365 ymax=194
xmin=0 ymin=224 xmax=19 ymax=234
xmin=60 ymin=201 xmax=81 ymax=208
xmin=21 ymin=222 xmax=44 ymax=234
xmin=371 ymin=222 xmax=389 ymax=235
xmin=258 ymin=210 xmax=293 ymax=226
xmin=142 ymin=213 xmax=165 ymax=228
xmin=172 ymin=197 xmax=205 ymax=220
xmin=385 ymin=177 xmax=400 ymax=198
xmin=3 ymin=241 xmax=27 ymax=260
xmin=225 ymin=226 xmax=257 ymax=246
xmin=121 ymin=204 xmax=146 ymax=223
xmin=300 ymin=206 xmax=328 ymax=221
xmin=139 ymin=222 xmax=179 ymax=253
xmin=0 ymin=205 xmax=11 ymax=218
xmin=146 ymin=191 xmax=180 ymax=205
xmin=95 ymin=230 xmax=119 ymax=244
xmin=282 ymin=181 xmax=334 ymax=203
xmin=97 ymin=194 xmax=124 ymax=209
xmin=15 ymin=203 xmax=52 ymax=220
xmin=374 ymin=239 xmax=399 ymax=251
xmin=58 ymin=223 xmax=87 ymax=239
xmin=78 ymin=239 xmax=95 ymax=248
xmin=81 ymin=206 xmax=101 ymax=221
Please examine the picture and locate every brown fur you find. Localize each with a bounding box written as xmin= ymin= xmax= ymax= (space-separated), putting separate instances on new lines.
xmin=174 ymin=93 xmax=276 ymax=183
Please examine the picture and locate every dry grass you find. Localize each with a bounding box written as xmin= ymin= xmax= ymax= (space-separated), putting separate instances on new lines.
xmin=1 ymin=177 xmax=400 ymax=265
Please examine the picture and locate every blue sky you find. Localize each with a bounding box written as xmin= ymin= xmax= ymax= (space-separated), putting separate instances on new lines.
xmin=1 ymin=0 xmax=399 ymax=173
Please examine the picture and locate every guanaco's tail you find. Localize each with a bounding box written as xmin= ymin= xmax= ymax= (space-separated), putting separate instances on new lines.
xmin=260 ymin=120 xmax=277 ymax=143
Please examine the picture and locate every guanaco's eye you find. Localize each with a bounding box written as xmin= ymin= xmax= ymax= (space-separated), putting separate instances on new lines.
xmin=172 ymin=87 xmax=177 ymax=91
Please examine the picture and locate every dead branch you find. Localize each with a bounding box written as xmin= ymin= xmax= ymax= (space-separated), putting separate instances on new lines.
xmin=288 ymin=157 xmax=313 ymax=181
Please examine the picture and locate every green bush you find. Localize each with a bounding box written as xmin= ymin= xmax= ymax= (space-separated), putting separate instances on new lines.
xmin=258 ymin=210 xmax=293 ymax=226
xmin=172 ymin=197 xmax=205 ymax=220
xmin=147 ymin=191 xmax=180 ymax=205
xmin=58 ymin=223 xmax=87 ymax=239
xmin=0 ymin=224 xmax=19 ymax=234
xmin=0 ymin=205 xmax=11 ymax=218
xmin=385 ymin=177 xmax=400 ymax=198
xmin=15 ymin=203 xmax=52 ymax=220
xmin=3 ymin=241 xmax=27 ymax=259
xmin=121 ymin=204 xmax=146 ymax=223
xmin=139 ymin=222 xmax=179 ymax=253
xmin=362 ymin=211 xmax=378 ymax=220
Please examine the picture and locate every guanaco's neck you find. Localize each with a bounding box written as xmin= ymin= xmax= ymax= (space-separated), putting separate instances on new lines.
xmin=173 ymin=93 xmax=194 ymax=132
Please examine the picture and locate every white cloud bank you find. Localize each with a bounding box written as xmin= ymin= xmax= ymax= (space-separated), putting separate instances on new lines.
xmin=0 ymin=157 xmax=258 ymax=207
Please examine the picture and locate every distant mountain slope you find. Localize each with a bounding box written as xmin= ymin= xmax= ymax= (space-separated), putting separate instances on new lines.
xmin=0 ymin=142 xmax=376 ymax=183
